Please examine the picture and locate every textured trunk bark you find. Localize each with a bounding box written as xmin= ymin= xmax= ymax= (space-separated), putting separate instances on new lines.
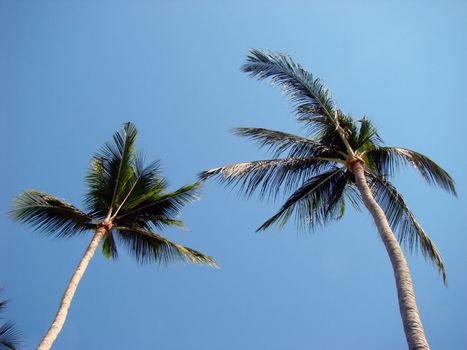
xmin=352 ymin=161 xmax=430 ymax=350
xmin=37 ymin=227 xmax=107 ymax=350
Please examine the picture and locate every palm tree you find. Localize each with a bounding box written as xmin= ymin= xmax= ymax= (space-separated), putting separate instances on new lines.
xmin=11 ymin=122 xmax=217 ymax=350
xmin=201 ymin=49 xmax=456 ymax=350
xmin=0 ymin=297 xmax=21 ymax=350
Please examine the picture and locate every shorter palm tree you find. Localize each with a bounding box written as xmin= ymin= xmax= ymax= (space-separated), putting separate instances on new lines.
xmin=11 ymin=122 xmax=217 ymax=350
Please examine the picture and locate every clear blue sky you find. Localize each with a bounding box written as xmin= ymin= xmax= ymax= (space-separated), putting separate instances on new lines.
xmin=1 ymin=1 xmax=466 ymax=349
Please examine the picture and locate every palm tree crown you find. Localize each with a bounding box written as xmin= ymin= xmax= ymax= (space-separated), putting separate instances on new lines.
xmin=12 ymin=122 xmax=217 ymax=266
xmin=201 ymin=49 xmax=455 ymax=283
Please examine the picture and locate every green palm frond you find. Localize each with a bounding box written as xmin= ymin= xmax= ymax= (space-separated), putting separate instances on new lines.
xmin=115 ymin=181 xmax=201 ymax=231
xmin=233 ymin=127 xmax=343 ymax=159
xmin=150 ymin=217 xmax=187 ymax=230
xmin=10 ymin=190 xmax=95 ymax=238
xmin=242 ymin=49 xmax=336 ymax=121
xmin=365 ymin=147 xmax=456 ymax=195
xmin=102 ymin=232 xmax=118 ymax=260
xmin=257 ymin=167 xmax=349 ymax=231
xmin=85 ymin=122 xmax=138 ymax=218
xmin=344 ymin=184 xmax=364 ymax=211
xmin=0 ymin=298 xmax=21 ymax=350
xmin=366 ymin=172 xmax=447 ymax=283
xmin=111 ymin=155 xmax=165 ymax=218
xmin=355 ymin=117 xmax=383 ymax=151
xmin=114 ymin=226 xmax=218 ymax=267
xmin=0 ymin=321 xmax=20 ymax=350
xmin=0 ymin=300 xmax=6 ymax=314
xmin=324 ymin=112 xmax=359 ymax=150
xmin=298 ymin=111 xmax=359 ymax=152
xmin=84 ymin=156 xmax=110 ymax=219
xmin=200 ymin=157 xmax=336 ymax=200
xmin=297 ymin=115 xmax=335 ymax=138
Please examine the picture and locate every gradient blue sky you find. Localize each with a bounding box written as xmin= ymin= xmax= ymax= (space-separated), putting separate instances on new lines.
xmin=1 ymin=1 xmax=467 ymax=349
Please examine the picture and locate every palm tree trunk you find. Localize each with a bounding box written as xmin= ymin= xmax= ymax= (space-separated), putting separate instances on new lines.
xmin=37 ymin=226 xmax=107 ymax=350
xmin=352 ymin=161 xmax=430 ymax=350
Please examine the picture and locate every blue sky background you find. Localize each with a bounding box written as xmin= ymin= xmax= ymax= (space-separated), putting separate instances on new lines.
xmin=1 ymin=1 xmax=467 ymax=349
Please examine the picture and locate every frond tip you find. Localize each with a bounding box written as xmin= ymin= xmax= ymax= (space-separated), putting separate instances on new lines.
xmin=366 ymin=147 xmax=457 ymax=196
xmin=242 ymin=49 xmax=336 ymax=121
xmin=115 ymin=226 xmax=218 ymax=268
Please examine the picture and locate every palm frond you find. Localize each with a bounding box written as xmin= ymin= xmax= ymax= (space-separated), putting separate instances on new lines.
xmin=115 ymin=182 xmax=201 ymax=231
xmin=111 ymin=155 xmax=165 ymax=217
xmin=233 ymin=127 xmax=342 ymax=159
xmin=344 ymin=184 xmax=364 ymax=211
xmin=0 ymin=321 xmax=21 ymax=350
xmin=354 ymin=117 xmax=383 ymax=151
xmin=0 ymin=300 xmax=6 ymax=314
xmin=10 ymin=190 xmax=95 ymax=238
xmin=365 ymin=147 xmax=456 ymax=195
xmin=366 ymin=172 xmax=447 ymax=283
xmin=298 ymin=111 xmax=359 ymax=152
xmin=200 ymin=157 xmax=336 ymax=200
xmin=0 ymin=297 xmax=21 ymax=350
xmin=242 ymin=49 xmax=336 ymax=121
xmin=84 ymin=122 xmax=138 ymax=218
xmin=150 ymin=217 xmax=187 ymax=230
xmin=102 ymin=232 xmax=118 ymax=260
xmin=84 ymin=156 xmax=111 ymax=219
xmin=114 ymin=226 xmax=218 ymax=267
xmin=257 ymin=167 xmax=349 ymax=231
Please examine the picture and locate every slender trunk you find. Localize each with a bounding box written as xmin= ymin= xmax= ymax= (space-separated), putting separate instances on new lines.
xmin=352 ymin=161 xmax=430 ymax=350
xmin=37 ymin=227 xmax=107 ymax=350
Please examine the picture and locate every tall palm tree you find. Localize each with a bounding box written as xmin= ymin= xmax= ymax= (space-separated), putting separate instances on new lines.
xmin=0 ymin=297 xmax=21 ymax=350
xmin=200 ymin=49 xmax=456 ymax=350
xmin=11 ymin=122 xmax=217 ymax=350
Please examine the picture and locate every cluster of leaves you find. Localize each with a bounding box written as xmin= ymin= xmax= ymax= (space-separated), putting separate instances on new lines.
xmin=11 ymin=123 xmax=217 ymax=268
